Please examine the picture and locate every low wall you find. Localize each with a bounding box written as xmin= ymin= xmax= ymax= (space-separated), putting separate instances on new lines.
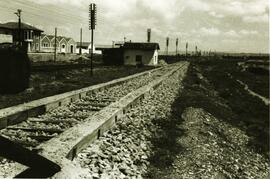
xmin=28 ymin=53 xmax=80 ymax=62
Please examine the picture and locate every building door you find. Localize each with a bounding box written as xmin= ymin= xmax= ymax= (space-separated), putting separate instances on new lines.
xmin=70 ymin=45 xmax=73 ymax=53
xmin=136 ymin=55 xmax=143 ymax=67
xmin=61 ymin=44 xmax=66 ymax=53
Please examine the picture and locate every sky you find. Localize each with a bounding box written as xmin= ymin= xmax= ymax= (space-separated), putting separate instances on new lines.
xmin=0 ymin=0 xmax=269 ymax=53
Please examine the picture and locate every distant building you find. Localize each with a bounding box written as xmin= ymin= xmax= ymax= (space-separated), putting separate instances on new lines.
xmin=0 ymin=22 xmax=43 ymax=52
xmin=76 ymin=42 xmax=96 ymax=54
xmin=123 ymin=42 xmax=159 ymax=66
xmin=39 ymin=34 xmax=76 ymax=53
xmin=97 ymin=42 xmax=160 ymax=66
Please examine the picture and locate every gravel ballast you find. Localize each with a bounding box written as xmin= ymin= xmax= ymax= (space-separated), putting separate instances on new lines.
xmin=0 ymin=66 xmax=170 ymax=145
xmin=73 ymin=62 xmax=189 ymax=178
xmin=74 ymin=60 xmax=269 ymax=179
xmin=0 ymin=65 xmax=177 ymax=178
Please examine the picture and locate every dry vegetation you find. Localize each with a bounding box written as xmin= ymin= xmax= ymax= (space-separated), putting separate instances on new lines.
xmin=0 ymin=66 xmax=154 ymax=109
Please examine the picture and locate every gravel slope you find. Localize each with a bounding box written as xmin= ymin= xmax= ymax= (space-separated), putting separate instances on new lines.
xmin=73 ymin=62 xmax=189 ymax=178
xmin=74 ymin=60 xmax=269 ymax=179
xmin=164 ymin=107 xmax=269 ymax=179
xmin=0 ymin=66 xmax=171 ymax=178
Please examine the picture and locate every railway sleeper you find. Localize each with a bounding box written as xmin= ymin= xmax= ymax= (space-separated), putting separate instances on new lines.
xmin=74 ymin=102 xmax=109 ymax=107
xmin=28 ymin=118 xmax=78 ymax=124
xmin=27 ymin=135 xmax=55 ymax=142
xmin=6 ymin=126 xmax=64 ymax=133
xmin=86 ymin=97 xmax=116 ymax=103
xmin=0 ymin=64 xmax=184 ymax=177
xmin=1 ymin=132 xmax=54 ymax=143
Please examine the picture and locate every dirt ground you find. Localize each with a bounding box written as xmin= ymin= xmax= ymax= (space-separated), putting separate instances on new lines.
xmin=0 ymin=66 xmax=153 ymax=109
xmin=146 ymin=60 xmax=269 ymax=178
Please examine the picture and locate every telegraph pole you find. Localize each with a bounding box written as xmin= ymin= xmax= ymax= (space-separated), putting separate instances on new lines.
xmin=54 ymin=28 xmax=57 ymax=62
xmin=14 ymin=9 xmax=22 ymax=46
xmin=166 ymin=37 xmax=169 ymax=56
xmin=176 ymin=38 xmax=178 ymax=55
xmin=80 ymin=28 xmax=82 ymax=55
xmin=186 ymin=42 xmax=188 ymax=57
xmin=89 ymin=3 xmax=96 ymax=76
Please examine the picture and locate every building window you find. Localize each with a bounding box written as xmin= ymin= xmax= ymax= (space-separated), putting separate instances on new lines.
xmin=126 ymin=56 xmax=129 ymax=59
xmin=36 ymin=43 xmax=39 ymax=48
xmin=43 ymin=43 xmax=49 ymax=47
xmin=62 ymin=44 xmax=65 ymax=48
xmin=30 ymin=31 xmax=33 ymax=39
xmin=24 ymin=31 xmax=27 ymax=40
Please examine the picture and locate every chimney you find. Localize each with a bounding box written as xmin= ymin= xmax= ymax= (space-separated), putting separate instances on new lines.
xmin=147 ymin=28 xmax=151 ymax=42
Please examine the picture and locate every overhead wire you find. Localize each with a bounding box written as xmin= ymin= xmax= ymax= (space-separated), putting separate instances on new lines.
xmin=0 ymin=0 xmax=114 ymax=43
xmin=13 ymin=0 xmax=86 ymax=22
xmin=0 ymin=1 xmax=88 ymax=25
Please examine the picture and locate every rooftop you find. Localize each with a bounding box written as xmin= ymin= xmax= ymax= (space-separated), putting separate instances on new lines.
xmin=123 ymin=42 xmax=160 ymax=50
xmin=0 ymin=22 xmax=43 ymax=32
xmin=95 ymin=44 xmax=119 ymax=50
xmin=41 ymin=34 xmax=74 ymax=42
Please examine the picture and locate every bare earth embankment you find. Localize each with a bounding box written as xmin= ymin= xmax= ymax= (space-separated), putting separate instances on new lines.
xmin=146 ymin=59 xmax=269 ymax=178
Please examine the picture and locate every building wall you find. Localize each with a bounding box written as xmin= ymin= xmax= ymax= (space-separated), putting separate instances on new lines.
xmin=39 ymin=35 xmax=77 ymax=54
xmin=28 ymin=53 xmax=79 ymax=62
xmin=123 ymin=49 xmax=158 ymax=66
xmin=0 ymin=28 xmax=43 ymax=53
xmin=102 ymin=48 xmax=123 ymax=65
xmin=75 ymin=44 xmax=96 ymax=54
xmin=31 ymin=34 xmax=42 ymax=52
xmin=50 ymin=38 xmax=60 ymax=52
xmin=67 ymin=39 xmax=76 ymax=53
xmin=59 ymin=39 xmax=68 ymax=53
xmin=76 ymin=44 xmax=101 ymax=54
xmin=0 ymin=34 xmax=12 ymax=43
xmin=76 ymin=48 xmax=89 ymax=54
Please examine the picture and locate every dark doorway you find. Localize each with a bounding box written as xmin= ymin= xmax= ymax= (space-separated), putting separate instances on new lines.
xmin=70 ymin=45 xmax=73 ymax=53
xmin=136 ymin=55 xmax=143 ymax=67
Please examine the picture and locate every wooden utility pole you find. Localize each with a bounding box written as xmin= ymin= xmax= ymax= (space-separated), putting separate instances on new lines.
xmin=186 ymin=42 xmax=188 ymax=57
xmin=54 ymin=28 xmax=57 ymax=62
xmin=166 ymin=37 xmax=169 ymax=55
xmin=80 ymin=28 xmax=82 ymax=54
xmin=15 ymin=9 xmax=22 ymax=46
xmin=91 ymin=28 xmax=94 ymax=75
xmin=176 ymin=38 xmax=178 ymax=55
xmin=89 ymin=3 xmax=96 ymax=76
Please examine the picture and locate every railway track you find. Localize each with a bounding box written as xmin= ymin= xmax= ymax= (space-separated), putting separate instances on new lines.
xmin=0 ymin=66 xmax=169 ymax=148
xmin=0 ymin=62 xmax=189 ymax=178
